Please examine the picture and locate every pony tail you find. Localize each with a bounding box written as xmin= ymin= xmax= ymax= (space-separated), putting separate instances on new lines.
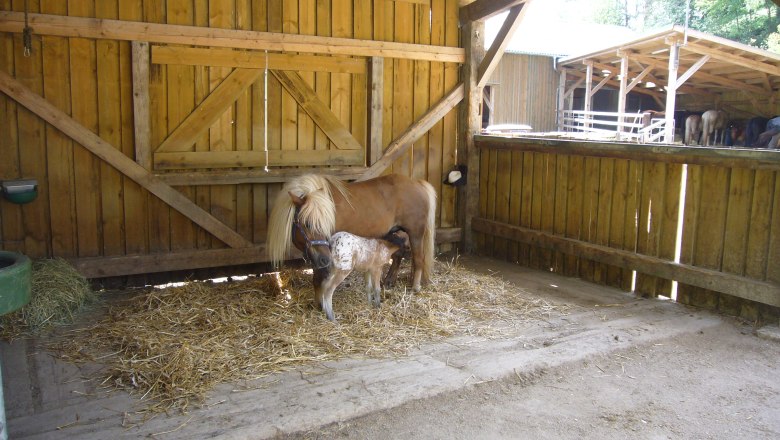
xmin=420 ymin=180 xmax=437 ymax=281
xmin=267 ymin=188 xmax=295 ymax=267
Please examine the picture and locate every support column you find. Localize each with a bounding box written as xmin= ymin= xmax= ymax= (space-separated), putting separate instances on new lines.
xmin=584 ymin=61 xmax=593 ymax=130
xmin=616 ymin=52 xmax=628 ymax=138
xmin=557 ymin=68 xmax=566 ymax=131
xmin=665 ymin=41 xmax=680 ymax=144
xmin=457 ymin=20 xmax=485 ymax=253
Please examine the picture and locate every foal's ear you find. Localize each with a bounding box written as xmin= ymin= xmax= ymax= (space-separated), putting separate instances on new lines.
xmin=289 ymin=191 xmax=306 ymax=207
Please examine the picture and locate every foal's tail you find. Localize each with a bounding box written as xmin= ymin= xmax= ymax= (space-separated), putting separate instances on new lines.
xmin=420 ymin=180 xmax=437 ymax=283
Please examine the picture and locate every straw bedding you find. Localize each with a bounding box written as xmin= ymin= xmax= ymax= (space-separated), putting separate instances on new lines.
xmin=51 ymin=258 xmax=566 ymax=413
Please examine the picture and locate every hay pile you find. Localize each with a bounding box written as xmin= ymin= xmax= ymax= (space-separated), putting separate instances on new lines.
xmin=0 ymin=258 xmax=95 ymax=338
xmin=54 ymin=259 xmax=564 ymax=413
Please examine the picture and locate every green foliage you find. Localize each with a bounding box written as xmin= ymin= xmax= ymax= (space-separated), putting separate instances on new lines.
xmin=592 ymin=0 xmax=780 ymax=50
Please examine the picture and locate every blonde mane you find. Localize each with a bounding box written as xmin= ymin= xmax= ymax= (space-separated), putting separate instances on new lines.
xmin=266 ymin=174 xmax=350 ymax=267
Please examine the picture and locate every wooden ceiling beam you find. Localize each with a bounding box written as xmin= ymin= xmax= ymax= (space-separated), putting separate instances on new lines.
xmin=0 ymin=11 xmax=464 ymax=63
xmin=682 ymin=42 xmax=780 ymax=78
xmin=459 ymin=0 xmax=529 ymax=25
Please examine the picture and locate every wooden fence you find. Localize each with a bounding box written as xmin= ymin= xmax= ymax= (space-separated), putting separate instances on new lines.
xmin=0 ymin=1 xmax=463 ymax=283
xmin=474 ymin=135 xmax=780 ymax=323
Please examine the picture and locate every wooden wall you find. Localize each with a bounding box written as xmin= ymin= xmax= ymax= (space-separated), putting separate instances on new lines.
xmin=0 ymin=0 xmax=462 ymax=280
xmin=485 ymin=53 xmax=557 ymax=131
xmin=474 ymin=136 xmax=780 ymax=323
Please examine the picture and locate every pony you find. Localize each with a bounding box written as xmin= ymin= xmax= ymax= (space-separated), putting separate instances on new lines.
xmin=316 ymin=231 xmax=408 ymax=321
xmin=701 ymin=110 xmax=728 ymax=146
xmin=684 ymin=114 xmax=702 ymax=145
xmin=267 ymin=173 xmax=436 ymax=294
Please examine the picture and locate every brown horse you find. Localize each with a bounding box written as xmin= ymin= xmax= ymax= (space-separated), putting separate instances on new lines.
xmin=267 ymin=174 xmax=436 ymax=294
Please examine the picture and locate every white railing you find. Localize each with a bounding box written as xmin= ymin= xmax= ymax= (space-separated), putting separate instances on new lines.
xmin=558 ymin=110 xmax=671 ymax=143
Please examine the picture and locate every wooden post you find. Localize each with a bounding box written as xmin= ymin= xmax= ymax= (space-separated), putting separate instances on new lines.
xmin=557 ymin=68 xmax=566 ymax=131
xmin=367 ymin=56 xmax=384 ymax=165
xmin=457 ymin=20 xmax=485 ymax=252
xmin=584 ymin=61 xmax=593 ymax=130
xmin=665 ymin=40 xmax=679 ymax=144
xmin=131 ymin=41 xmax=151 ymax=170
xmin=616 ymin=52 xmax=628 ymax=139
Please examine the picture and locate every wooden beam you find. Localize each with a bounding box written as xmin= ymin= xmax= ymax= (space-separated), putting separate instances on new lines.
xmin=272 ymin=70 xmax=363 ymax=150
xmin=591 ymin=72 xmax=614 ymax=95
xmin=69 ymin=226 xmax=462 ymax=279
xmin=152 ymin=45 xmax=367 ymax=74
xmin=626 ymin=64 xmax=652 ymax=93
xmin=564 ymin=77 xmax=584 ymax=99
xmin=0 ymin=70 xmax=252 ymax=249
xmin=476 ymin=3 xmax=527 ymax=89
xmin=0 ymin=11 xmax=465 ymax=63
xmin=677 ymin=54 xmax=710 ymax=86
xmin=664 ymin=43 xmax=678 ymax=143
xmin=472 ymin=217 xmax=780 ymax=308
xmin=557 ymin=69 xmax=566 ymax=131
xmin=459 ymin=0 xmax=528 ymax=25
xmin=131 ymin=41 xmax=151 ymax=169
xmin=683 ymin=41 xmax=780 ymax=78
xmin=157 ymin=68 xmax=262 ymax=153
xmin=155 ymin=167 xmax=368 ymax=186
xmin=367 ymin=57 xmax=384 ymax=165
xmin=154 ymin=149 xmax=364 ymax=170
xmin=474 ymin=135 xmax=780 ymax=171
xmin=358 ymin=82 xmax=465 ymax=181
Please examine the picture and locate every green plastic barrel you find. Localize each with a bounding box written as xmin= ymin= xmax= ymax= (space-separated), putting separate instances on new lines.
xmin=0 ymin=251 xmax=31 ymax=316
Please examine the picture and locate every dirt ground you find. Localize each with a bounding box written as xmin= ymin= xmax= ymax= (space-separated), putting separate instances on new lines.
xmin=3 ymin=256 xmax=780 ymax=439
xmin=284 ymin=318 xmax=780 ymax=440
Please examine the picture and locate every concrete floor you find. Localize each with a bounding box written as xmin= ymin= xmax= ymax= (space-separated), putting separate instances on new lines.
xmin=0 ymin=256 xmax=764 ymax=439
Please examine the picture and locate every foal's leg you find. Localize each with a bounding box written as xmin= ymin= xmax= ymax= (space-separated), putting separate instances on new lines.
xmin=368 ymin=266 xmax=383 ymax=307
xmin=382 ymin=252 xmax=402 ymax=288
xmin=321 ymin=270 xmax=350 ymax=322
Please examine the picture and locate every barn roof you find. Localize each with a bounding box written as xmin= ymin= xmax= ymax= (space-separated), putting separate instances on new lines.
xmin=484 ymin=17 xmax=638 ymax=57
xmin=557 ymin=25 xmax=780 ymax=97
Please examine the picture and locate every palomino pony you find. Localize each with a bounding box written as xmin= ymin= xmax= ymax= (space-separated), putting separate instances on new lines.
xmin=267 ymin=173 xmax=436 ymax=294
xmin=684 ymin=114 xmax=702 ymax=145
xmin=701 ymin=110 xmax=728 ymax=146
xmin=316 ymin=231 xmax=408 ymax=321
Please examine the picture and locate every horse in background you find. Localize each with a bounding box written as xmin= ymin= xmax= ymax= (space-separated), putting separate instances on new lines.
xmin=701 ymin=110 xmax=728 ymax=146
xmin=315 ymin=231 xmax=409 ymax=321
xmin=745 ymin=117 xmax=769 ymax=147
xmin=267 ymin=173 xmax=436 ymax=294
xmin=684 ymin=114 xmax=702 ymax=145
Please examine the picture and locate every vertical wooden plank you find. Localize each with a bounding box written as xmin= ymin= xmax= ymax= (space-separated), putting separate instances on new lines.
xmin=119 ymin=0 xmax=149 ymax=258
xmin=367 ymin=57 xmax=384 ymax=165
xmin=508 ymin=150 xmax=523 ymax=263
xmin=528 ymin=152 xmax=544 ymax=269
xmin=677 ymin=164 xmax=701 ymax=306
xmin=40 ymin=0 xmax=76 ymax=257
xmin=606 ymin=158 xmax=629 ymax=289
xmin=391 ymin=0 xmax=413 ymax=175
xmin=95 ymin=0 xmax=125 ymax=257
xmin=655 ymin=163 xmax=682 ymax=296
xmin=494 ymin=150 xmax=511 ymax=260
xmin=411 ymin=2 xmax=430 ymax=180
xmin=766 ymin=173 xmax=780 ymax=284
xmin=428 ymin=0 xmax=445 ymax=234
xmin=235 ymin=0 xmax=253 ymax=241
xmin=12 ymin=0 xmax=48 ymax=258
xmin=194 ymin=0 xmax=211 ymax=248
xmin=332 ymin=0 xmax=353 ymax=162
xmin=564 ymin=156 xmax=584 ymax=276
xmin=578 ymin=157 xmax=600 ymax=282
xmin=720 ymin=167 xmax=754 ymax=315
xmin=518 ymin=151 xmax=534 ymax=266
xmin=210 ymin=0 xmax=238 ymax=247
xmin=280 ymin=0 xmax=299 ymax=155
xmin=635 ymin=161 xmax=666 ymax=297
xmin=352 ymin=0 xmax=370 ymax=159
xmin=485 ymin=150 xmax=498 ymax=255
xmin=68 ymin=0 xmax=101 ymax=258
xmin=745 ymin=170 xmax=775 ymax=280
xmin=0 ymin=0 xmax=23 ymax=254
xmin=539 ymin=153 xmax=556 ymax=271
xmin=131 ymin=41 xmax=151 ymax=169
xmin=593 ymin=157 xmax=614 ymax=284
xmin=621 ymin=160 xmax=642 ymax=290
xmin=314 ymin=0 xmax=331 ymax=154
xmin=440 ymin=0 xmax=457 ymax=229
xmin=551 ymin=153 xmax=569 ymax=274
xmin=476 ymin=148 xmax=489 ymax=253
xmin=252 ymin=0 xmax=269 ymax=244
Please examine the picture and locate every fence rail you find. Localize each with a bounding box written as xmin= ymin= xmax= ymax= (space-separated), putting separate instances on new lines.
xmin=559 ymin=110 xmax=671 ymax=143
